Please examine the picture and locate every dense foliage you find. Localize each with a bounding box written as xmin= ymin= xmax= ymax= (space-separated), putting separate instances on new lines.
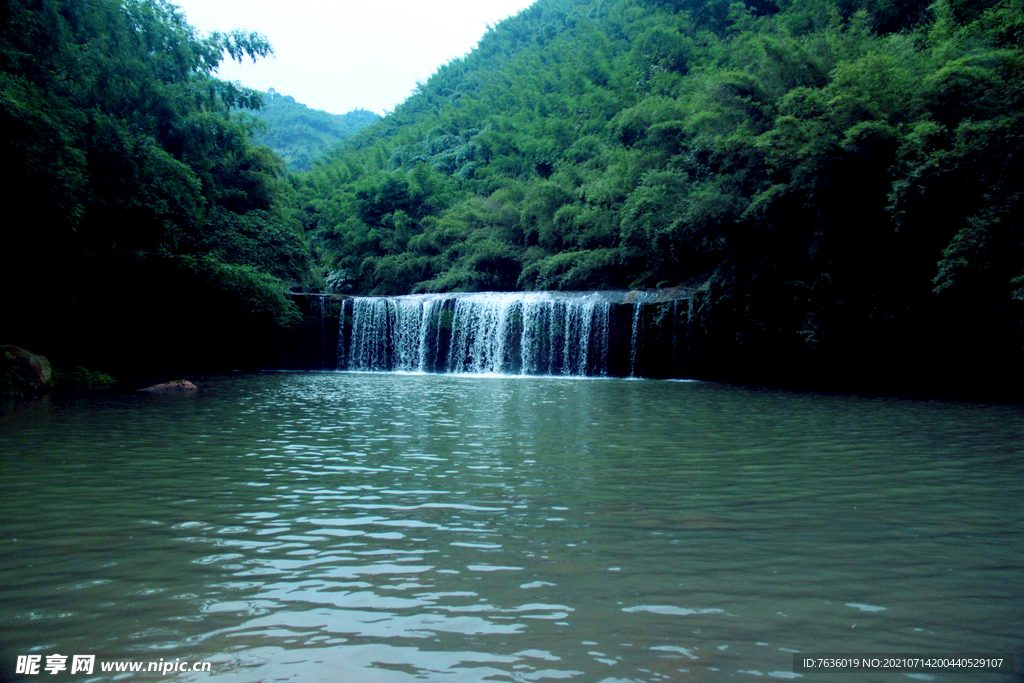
xmin=3 ymin=0 xmax=1020 ymax=392
xmin=294 ymin=0 xmax=1024 ymax=391
xmin=1 ymin=0 xmax=316 ymax=371
xmin=244 ymin=90 xmax=379 ymax=171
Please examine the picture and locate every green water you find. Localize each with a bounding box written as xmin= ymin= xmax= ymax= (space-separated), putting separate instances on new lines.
xmin=1 ymin=373 xmax=1022 ymax=682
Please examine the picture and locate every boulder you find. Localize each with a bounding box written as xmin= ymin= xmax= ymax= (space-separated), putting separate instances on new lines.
xmin=138 ymin=379 xmax=198 ymax=393
xmin=1 ymin=345 xmax=52 ymax=392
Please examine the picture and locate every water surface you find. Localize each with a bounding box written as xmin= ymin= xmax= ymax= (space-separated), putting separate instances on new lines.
xmin=1 ymin=373 xmax=1022 ymax=681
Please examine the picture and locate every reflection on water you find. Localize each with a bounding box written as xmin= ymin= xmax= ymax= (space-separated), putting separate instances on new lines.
xmin=1 ymin=373 xmax=1022 ymax=681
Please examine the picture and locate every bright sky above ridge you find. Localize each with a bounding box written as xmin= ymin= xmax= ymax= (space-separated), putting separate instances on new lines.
xmin=171 ymin=0 xmax=538 ymax=115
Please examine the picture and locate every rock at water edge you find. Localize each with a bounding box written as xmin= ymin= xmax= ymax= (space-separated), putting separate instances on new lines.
xmin=1 ymin=345 xmax=52 ymax=392
xmin=138 ymin=379 xmax=198 ymax=393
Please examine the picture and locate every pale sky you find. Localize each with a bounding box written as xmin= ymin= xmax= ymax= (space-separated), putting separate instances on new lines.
xmin=171 ymin=0 xmax=538 ymax=115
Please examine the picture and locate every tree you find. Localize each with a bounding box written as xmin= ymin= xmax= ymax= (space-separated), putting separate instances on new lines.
xmin=1 ymin=0 xmax=312 ymax=372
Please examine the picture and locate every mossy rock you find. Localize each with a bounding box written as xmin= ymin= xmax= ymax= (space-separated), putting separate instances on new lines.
xmin=1 ymin=345 xmax=52 ymax=397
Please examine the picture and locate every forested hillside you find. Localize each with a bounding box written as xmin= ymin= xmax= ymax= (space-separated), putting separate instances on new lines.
xmin=294 ymin=0 xmax=1024 ymax=391
xmin=1 ymin=0 xmax=314 ymax=373
xmin=2 ymin=0 xmax=1020 ymax=393
xmin=246 ymin=91 xmax=379 ymax=171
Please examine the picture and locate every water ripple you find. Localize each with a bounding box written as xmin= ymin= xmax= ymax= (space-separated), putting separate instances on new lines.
xmin=1 ymin=373 xmax=1022 ymax=681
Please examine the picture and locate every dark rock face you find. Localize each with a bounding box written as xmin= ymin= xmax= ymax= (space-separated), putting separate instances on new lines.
xmin=1 ymin=345 xmax=52 ymax=392
xmin=274 ymin=294 xmax=342 ymax=370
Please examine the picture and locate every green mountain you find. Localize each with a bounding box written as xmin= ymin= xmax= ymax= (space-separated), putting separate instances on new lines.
xmin=246 ymin=91 xmax=380 ymax=171
xmin=3 ymin=0 xmax=1020 ymax=393
xmin=292 ymin=0 xmax=1024 ymax=391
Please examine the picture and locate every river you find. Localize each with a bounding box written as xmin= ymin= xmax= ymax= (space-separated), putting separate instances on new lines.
xmin=1 ymin=373 xmax=1022 ymax=681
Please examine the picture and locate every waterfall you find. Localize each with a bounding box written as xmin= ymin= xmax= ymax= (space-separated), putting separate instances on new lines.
xmin=337 ymin=290 xmax=693 ymax=378
xmin=318 ymin=296 xmax=326 ymax=367
xmin=629 ymin=301 xmax=643 ymax=378
xmin=341 ymin=292 xmax=624 ymax=377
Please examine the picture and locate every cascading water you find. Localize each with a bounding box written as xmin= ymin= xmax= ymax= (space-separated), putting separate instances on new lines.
xmin=629 ymin=301 xmax=643 ymax=378
xmin=318 ymin=296 xmax=326 ymax=366
xmin=337 ymin=290 xmax=692 ymax=378
xmin=341 ymin=292 xmax=621 ymax=377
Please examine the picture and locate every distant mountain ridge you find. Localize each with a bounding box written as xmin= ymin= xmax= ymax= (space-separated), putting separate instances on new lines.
xmin=246 ymin=90 xmax=380 ymax=171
